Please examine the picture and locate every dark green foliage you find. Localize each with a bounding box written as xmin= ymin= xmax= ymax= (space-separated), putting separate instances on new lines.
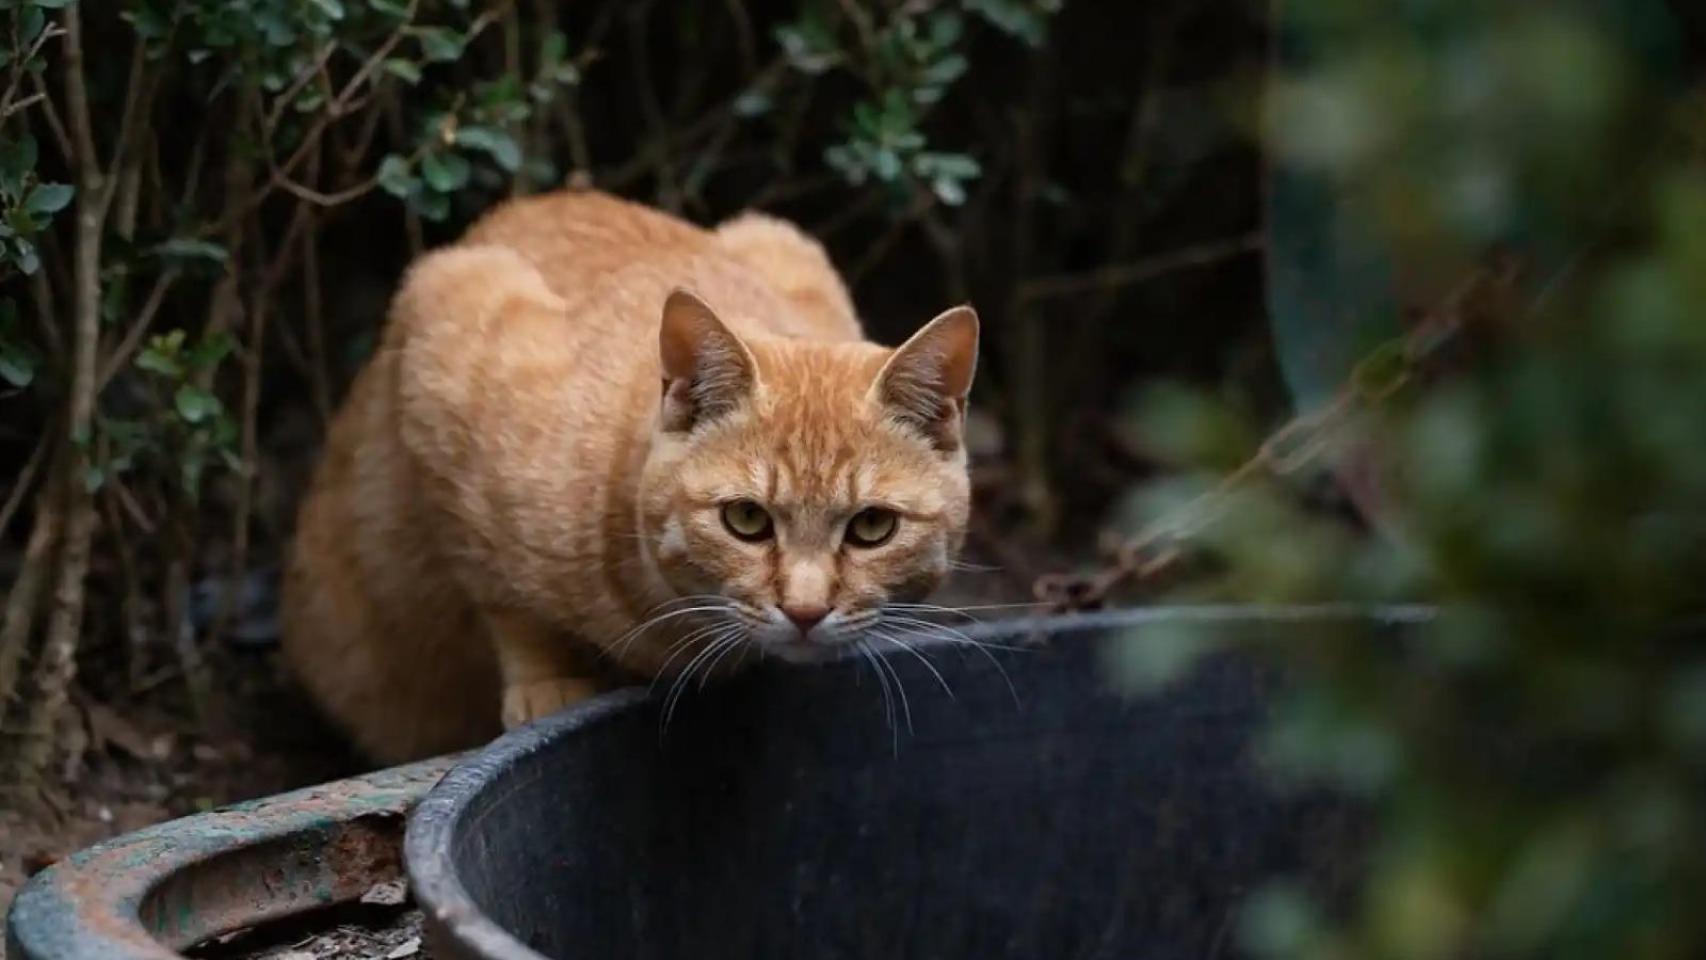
xmin=1111 ymin=3 xmax=1706 ymax=957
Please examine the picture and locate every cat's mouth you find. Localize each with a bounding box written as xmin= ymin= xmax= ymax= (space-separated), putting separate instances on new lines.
xmin=735 ymin=604 xmax=872 ymax=664
xmin=757 ymin=633 xmax=860 ymax=664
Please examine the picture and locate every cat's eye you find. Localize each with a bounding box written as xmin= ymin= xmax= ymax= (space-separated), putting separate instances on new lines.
xmin=845 ymin=507 xmax=898 ymax=547
xmin=721 ymin=500 xmax=774 ymax=542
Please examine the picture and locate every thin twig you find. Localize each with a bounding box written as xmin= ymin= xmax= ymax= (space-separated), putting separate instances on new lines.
xmin=96 ymin=269 xmax=180 ymax=390
xmin=27 ymin=71 xmax=72 ymax=164
xmin=0 ymin=431 xmax=48 ymax=545
xmin=1017 ymin=233 xmax=1264 ymax=302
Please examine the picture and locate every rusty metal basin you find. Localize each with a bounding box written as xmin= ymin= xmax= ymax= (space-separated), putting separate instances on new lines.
xmin=5 ymin=758 xmax=453 ymax=960
xmin=406 ymin=610 xmax=1407 ymax=960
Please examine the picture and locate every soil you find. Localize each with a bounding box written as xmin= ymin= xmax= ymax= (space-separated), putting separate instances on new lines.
xmin=0 ymin=644 xmax=364 ymax=932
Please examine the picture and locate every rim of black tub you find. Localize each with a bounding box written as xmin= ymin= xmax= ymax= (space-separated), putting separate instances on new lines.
xmin=402 ymin=603 xmax=1434 ymax=960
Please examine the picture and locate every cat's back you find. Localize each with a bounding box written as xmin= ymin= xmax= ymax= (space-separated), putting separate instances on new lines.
xmin=463 ymin=190 xmax=709 ymax=300
xmin=459 ymin=189 xmax=857 ymax=343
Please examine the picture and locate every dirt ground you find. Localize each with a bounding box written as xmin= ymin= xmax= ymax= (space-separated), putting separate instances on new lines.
xmin=0 ymin=643 xmax=363 ymax=924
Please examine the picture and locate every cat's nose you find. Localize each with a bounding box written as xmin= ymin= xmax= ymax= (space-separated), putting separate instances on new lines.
xmin=782 ymin=604 xmax=830 ymax=634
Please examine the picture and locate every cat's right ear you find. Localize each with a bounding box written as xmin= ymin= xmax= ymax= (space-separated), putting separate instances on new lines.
xmin=659 ymin=289 xmax=757 ymax=433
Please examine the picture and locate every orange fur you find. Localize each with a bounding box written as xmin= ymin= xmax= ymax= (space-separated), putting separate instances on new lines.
xmin=282 ymin=190 xmax=977 ymax=763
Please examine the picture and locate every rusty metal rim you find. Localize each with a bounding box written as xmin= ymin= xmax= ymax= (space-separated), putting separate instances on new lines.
xmin=5 ymin=756 xmax=455 ymax=960
xmin=405 ymin=688 xmax=651 ymax=960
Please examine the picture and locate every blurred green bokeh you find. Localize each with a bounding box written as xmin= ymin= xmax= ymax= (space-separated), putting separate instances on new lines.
xmin=1113 ymin=2 xmax=1706 ymax=958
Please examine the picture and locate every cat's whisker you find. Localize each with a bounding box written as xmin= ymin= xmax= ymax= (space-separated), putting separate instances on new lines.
xmin=877 ymin=644 xmax=914 ymax=735
xmin=948 ymin=560 xmax=1003 ymax=573
xmin=878 ymin=613 xmax=1033 ymax=652
xmin=882 ymin=602 xmax=986 ymax=624
xmin=661 ymin=629 xmax=743 ymax=733
xmin=647 ymin=620 xmax=734 ymax=690
xmin=632 ymin=592 xmax=723 ymax=615
xmin=869 ymin=629 xmax=955 ymax=700
xmin=880 ymin=616 xmax=1021 ymax=708
xmin=697 ymin=629 xmax=749 ymax=691
xmin=854 ymin=639 xmax=898 ymax=753
xmin=660 ymin=627 xmax=741 ymax=723
xmin=886 ymin=599 xmax=1052 ymax=620
xmin=859 ymin=639 xmax=914 ymax=736
xmin=610 ymin=602 xmax=733 ymax=656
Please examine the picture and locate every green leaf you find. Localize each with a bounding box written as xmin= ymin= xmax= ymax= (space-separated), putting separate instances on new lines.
xmin=413 ymin=26 xmax=466 ymax=63
xmin=136 ymin=332 xmax=184 ymax=378
xmin=541 ymin=30 xmax=569 ymax=65
xmin=421 ymin=151 xmax=472 ymax=192
xmin=174 ymin=384 xmax=222 ymax=424
xmin=383 ymin=58 xmax=422 ymax=85
xmin=964 ymin=0 xmax=1053 ymax=47
xmin=376 ymin=154 xmax=414 ymax=198
xmin=456 ymin=126 xmax=522 ymax=172
xmin=18 ymin=6 xmax=44 ymax=44
xmin=307 ymin=0 xmax=345 ymax=19
xmin=14 ymin=238 xmax=39 ymax=275
xmin=24 ymin=183 xmax=74 ymax=216
xmin=153 ymin=237 xmax=229 ymax=267
xmin=188 ymin=332 xmax=234 ymax=371
xmin=120 ymin=5 xmax=171 ymax=42
xmin=0 ymin=134 xmax=37 ymax=195
xmin=732 ymin=89 xmax=772 ymax=118
xmin=0 ymin=344 xmax=34 ymax=388
xmin=412 ymin=188 xmax=450 ymax=222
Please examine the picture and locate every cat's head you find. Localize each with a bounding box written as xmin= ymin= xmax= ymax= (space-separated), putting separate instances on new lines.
xmin=638 ymin=290 xmax=977 ymax=663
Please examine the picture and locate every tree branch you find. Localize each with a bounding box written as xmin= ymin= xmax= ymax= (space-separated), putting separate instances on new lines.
xmin=1016 ymin=234 xmax=1264 ymax=302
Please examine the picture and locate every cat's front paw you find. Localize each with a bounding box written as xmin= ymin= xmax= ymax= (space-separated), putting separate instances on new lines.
xmin=501 ymin=677 xmax=598 ymax=729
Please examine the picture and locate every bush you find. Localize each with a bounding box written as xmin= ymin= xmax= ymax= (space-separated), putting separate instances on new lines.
xmin=1103 ymin=3 xmax=1706 ymax=957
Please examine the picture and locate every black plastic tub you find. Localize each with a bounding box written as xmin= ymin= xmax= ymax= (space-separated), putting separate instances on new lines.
xmin=407 ymin=609 xmax=1411 ymax=960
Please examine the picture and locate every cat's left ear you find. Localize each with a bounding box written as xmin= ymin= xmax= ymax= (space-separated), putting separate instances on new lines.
xmin=659 ymin=289 xmax=758 ymax=433
xmin=872 ymin=305 xmax=979 ymax=451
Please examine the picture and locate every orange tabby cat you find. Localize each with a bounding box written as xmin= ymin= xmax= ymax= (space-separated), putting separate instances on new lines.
xmin=282 ymin=190 xmax=978 ymax=763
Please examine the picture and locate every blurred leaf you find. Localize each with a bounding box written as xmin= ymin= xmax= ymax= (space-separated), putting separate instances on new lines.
xmin=1239 ymin=883 xmax=1325 ymax=960
xmin=188 ymin=332 xmax=234 ymax=371
xmin=1103 ymin=619 xmax=1223 ymax=694
xmin=0 ymin=343 xmax=35 ymax=388
xmin=376 ymin=154 xmax=414 ymax=198
xmin=153 ymin=237 xmax=229 ymax=266
xmin=421 ymin=151 xmax=472 ymax=192
xmin=964 ymin=0 xmax=1059 ymax=48
xmin=732 ymin=89 xmax=772 ymax=118
xmin=455 ymin=126 xmax=521 ymax=172
xmin=1118 ymin=382 xmax=1259 ymax=471
xmin=174 ymin=384 xmax=222 ymax=424
xmin=412 ymin=26 xmax=465 ymax=63
xmin=383 ymin=58 xmax=422 ymax=85
xmin=0 ymin=134 xmax=37 ymax=197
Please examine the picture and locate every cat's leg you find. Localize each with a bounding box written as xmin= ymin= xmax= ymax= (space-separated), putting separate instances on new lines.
xmin=485 ymin=609 xmax=599 ymax=729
